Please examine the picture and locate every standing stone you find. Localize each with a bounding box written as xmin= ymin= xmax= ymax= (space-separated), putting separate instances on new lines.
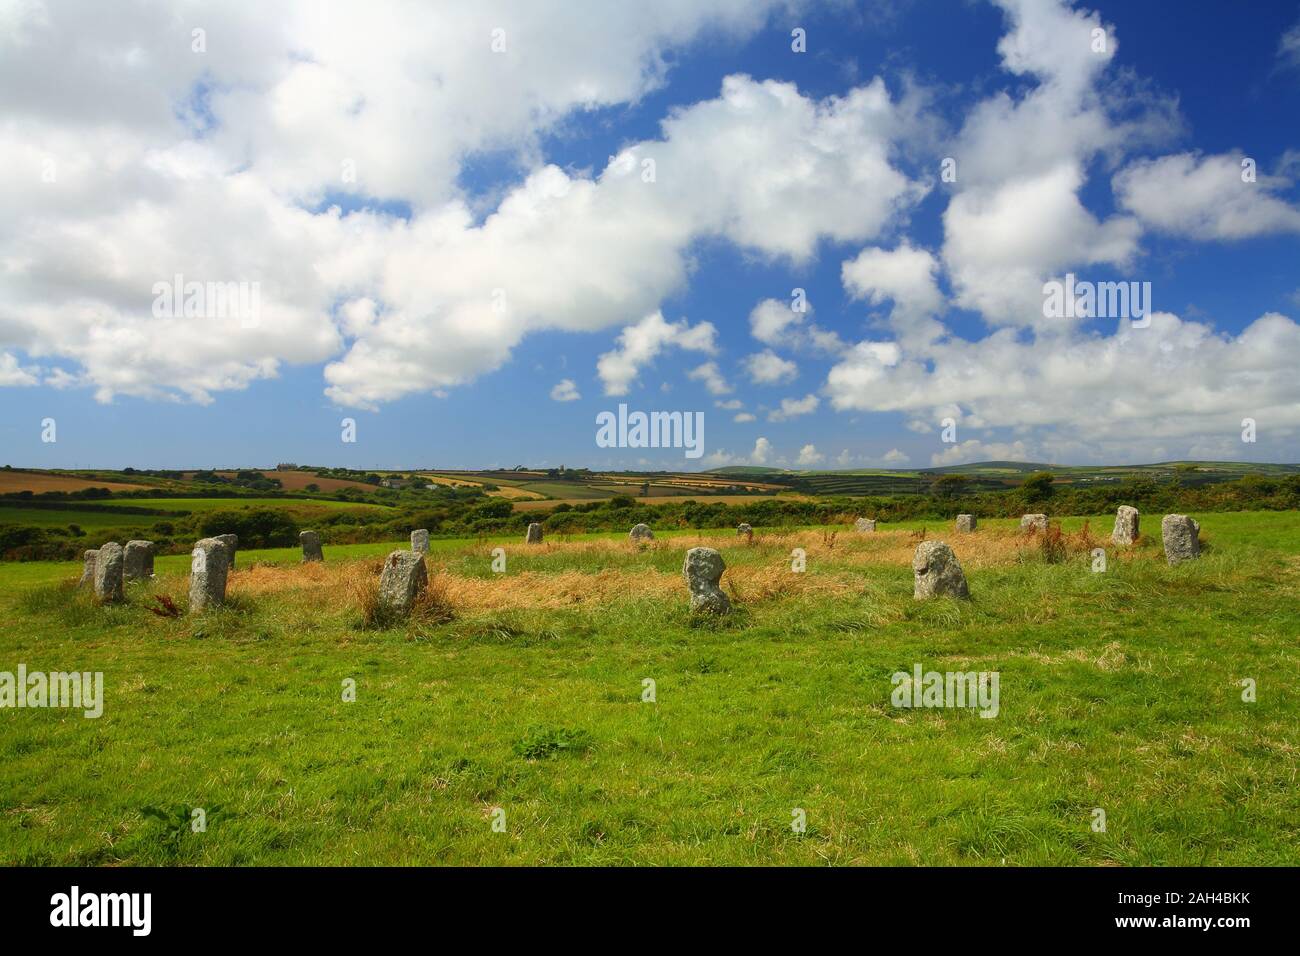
xmin=629 ymin=523 xmax=654 ymax=543
xmin=378 ymin=550 xmax=428 ymax=616
xmin=189 ymin=537 xmax=229 ymax=612
xmin=1162 ymin=514 xmax=1201 ymax=565
xmin=736 ymin=523 xmax=753 ymax=543
xmin=912 ymin=541 xmax=970 ymax=600
xmin=92 ymin=542 xmax=124 ymax=603
xmin=854 ymin=517 xmax=877 ymax=533
xmin=955 ymin=514 xmax=976 ymax=533
xmin=215 ymin=533 xmax=238 ymax=569
xmin=123 ymin=540 xmax=155 ymax=581
xmin=411 ymin=529 xmax=430 ymax=554
xmin=300 ymin=530 xmax=324 ymax=562
xmin=525 ymin=522 xmax=544 ymax=544
xmin=683 ymin=547 xmax=730 ymax=614
xmin=1112 ymin=506 xmax=1140 ymax=546
xmin=1020 ymin=513 xmax=1048 ymax=533
xmin=78 ymin=550 xmax=98 ymax=588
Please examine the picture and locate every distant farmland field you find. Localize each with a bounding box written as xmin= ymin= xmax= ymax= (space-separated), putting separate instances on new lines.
xmin=204 ymin=470 xmax=377 ymax=493
xmin=487 ymin=484 xmax=547 ymax=500
xmin=422 ymin=474 xmax=546 ymax=499
xmin=513 ymin=493 xmax=811 ymax=510
xmin=121 ymin=497 xmax=391 ymax=513
xmin=520 ymin=481 xmax=616 ymax=500
xmin=421 ymin=474 xmax=483 ymax=489
xmin=0 ymin=470 xmax=155 ymax=494
xmin=421 ymin=470 xmax=790 ymax=503
xmin=596 ymin=473 xmax=788 ymax=493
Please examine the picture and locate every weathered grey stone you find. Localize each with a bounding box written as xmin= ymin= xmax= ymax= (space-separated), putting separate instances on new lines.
xmin=955 ymin=514 xmax=976 ymax=533
xmin=915 ymin=541 xmax=967 ymax=600
xmin=78 ymin=550 xmax=98 ymax=588
xmin=300 ymin=530 xmax=323 ymax=562
xmin=378 ymin=550 xmax=428 ymax=616
xmin=410 ymin=529 xmax=430 ymax=554
xmin=1112 ymin=506 xmax=1140 ymax=546
xmin=629 ymin=523 xmax=654 ymax=542
xmin=189 ymin=538 xmax=229 ymax=612
xmin=215 ymin=533 xmax=238 ymax=569
xmin=912 ymin=541 xmax=970 ymax=600
xmin=683 ymin=547 xmax=730 ymax=614
xmin=1162 ymin=514 xmax=1201 ymax=565
xmin=525 ymin=522 xmax=543 ymax=544
xmin=92 ymin=542 xmax=124 ymax=603
xmin=736 ymin=523 xmax=753 ymax=542
xmin=1020 ymin=513 xmax=1048 ymax=533
xmin=123 ymin=540 xmax=155 ymax=581
xmin=854 ymin=517 xmax=877 ymax=533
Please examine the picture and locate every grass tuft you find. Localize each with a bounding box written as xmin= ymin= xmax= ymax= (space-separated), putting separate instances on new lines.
xmin=512 ymin=727 xmax=593 ymax=760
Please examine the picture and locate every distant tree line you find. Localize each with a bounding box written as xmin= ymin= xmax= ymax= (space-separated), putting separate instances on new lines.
xmin=2 ymin=472 xmax=1299 ymax=561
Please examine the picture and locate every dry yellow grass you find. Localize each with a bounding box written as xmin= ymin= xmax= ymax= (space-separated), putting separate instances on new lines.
xmin=485 ymin=485 xmax=546 ymax=500
xmin=214 ymin=526 xmax=1137 ymax=614
xmin=421 ymin=473 xmax=546 ymax=499
xmin=419 ymin=474 xmax=483 ymax=489
xmin=227 ymin=557 xmax=860 ymax=611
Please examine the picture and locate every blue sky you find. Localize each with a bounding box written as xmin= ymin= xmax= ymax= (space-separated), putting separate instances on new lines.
xmin=2 ymin=0 xmax=1299 ymax=471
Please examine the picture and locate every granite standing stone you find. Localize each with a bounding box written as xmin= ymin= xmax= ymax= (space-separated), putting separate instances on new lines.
xmin=410 ymin=529 xmax=430 ymax=554
xmin=854 ymin=517 xmax=877 ymax=533
xmin=736 ymin=523 xmax=753 ymax=542
xmin=215 ymin=533 xmax=238 ymax=569
xmin=629 ymin=523 xmax=654 ymax=542
xmin=912 ymin=541 xmax=970 ymax=600
xmin=300 ymin=530 xmax=324 ymax=562
xmin=1162 ymin=514 xmax=1201 ymax=565
xmin=525 ymin=522 xmax=544 ymax=544
xmin=955 ymin=514 xmax=977 ymax=533
xmin=189 ymin=538 xmax=229 ymax=611
xmin=92 ymin=542 xmax=124 ymax=603
xmin=78 ymin=549 xmax=98 ymax=588
xmin=378 ymin=550 xmax=428 ymax=615
xmin=123 ymin=540 xmax=155 ymax=581
xmin=1112 ymin=506 xmax=1140 ymax=546
xmin=1020 ymin=513 xmax=1048 ymax=533
xmin=683 ymin=547 xmax=731 ymax=614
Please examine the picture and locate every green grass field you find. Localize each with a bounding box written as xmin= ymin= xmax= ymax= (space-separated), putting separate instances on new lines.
xmin=0 ymin=497 xmax=392 ymax=530
xmin=0 ymin=512 xmax=1296 ymax=865
xmin=0 ymin=507 xmax=167 ymax=530
xmin=101 ymin=497 xmax=393 ymax=513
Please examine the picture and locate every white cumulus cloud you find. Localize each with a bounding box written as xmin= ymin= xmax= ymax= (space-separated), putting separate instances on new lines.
xmin=0 ymin=3 xmax=927 ymax=408
xmin=688 ymin=361 xmax=733 ymax=395
xmin=743 ymin=350 xmax=799 ymax=385
xmin=550 ymin=378 xmax=580 ymax=402
xmin=796 ymin=443 xmax=824 ymax=466
xmin=768 ymin=393 xmax=820 ymax=422
xmin=1114 ymin=152 xmax=1300 ymax=240
xmin=595 ymin=312 xmax=717 ymax=397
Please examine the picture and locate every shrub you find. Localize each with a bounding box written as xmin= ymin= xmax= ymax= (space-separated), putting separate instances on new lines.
xmin=1039 ymin=523 xmax=1067 ymax=564
xmin=198 ymin=508 xmax=297 ymax=548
